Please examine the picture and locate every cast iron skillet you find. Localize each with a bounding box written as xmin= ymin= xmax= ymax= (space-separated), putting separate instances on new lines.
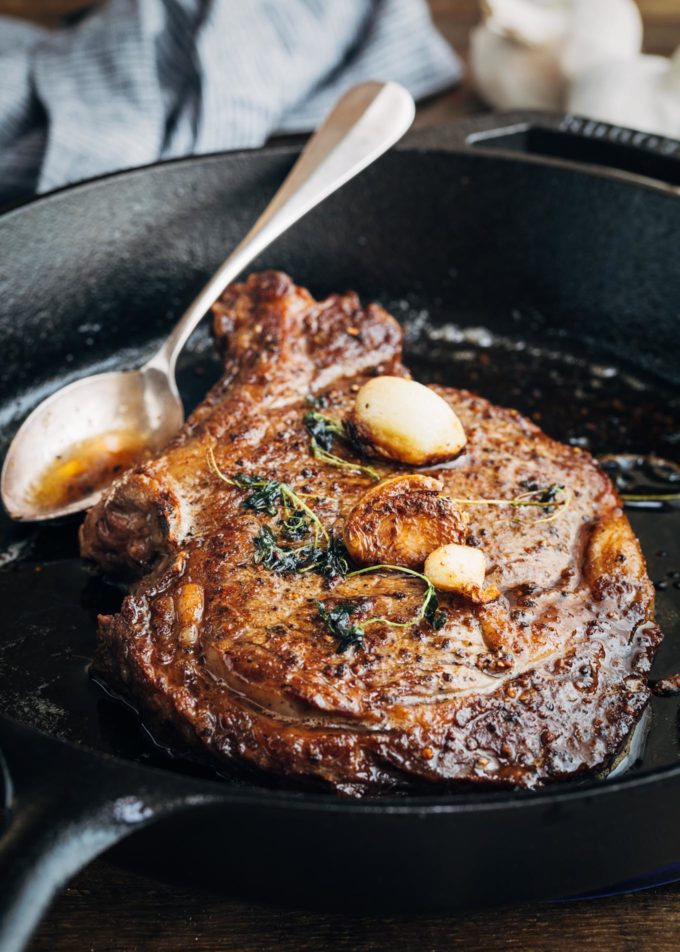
xmin=1 ymin=112 xmax=680 ymax=951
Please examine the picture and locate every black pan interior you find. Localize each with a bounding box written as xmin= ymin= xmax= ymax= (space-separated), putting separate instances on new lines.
xmin=1 ymin=146 xmax=680 ymax=795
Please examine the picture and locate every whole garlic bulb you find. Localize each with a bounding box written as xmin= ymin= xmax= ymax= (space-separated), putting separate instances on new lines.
xmin=560 ymin=0 xmax=643 ymax=80
xmin=470 ymin=0 xmax=643 ymax=111
xmin=568 ymin=47 xmax=680 ymax=139
xmin=470 ymin=19 xmax=564 ymax=110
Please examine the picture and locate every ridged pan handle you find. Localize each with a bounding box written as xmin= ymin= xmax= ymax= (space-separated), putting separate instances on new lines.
xmin=0 ymin=715 xmax=209 ymax=952
xmin=408 ymin=111 xmax=680 ymax=192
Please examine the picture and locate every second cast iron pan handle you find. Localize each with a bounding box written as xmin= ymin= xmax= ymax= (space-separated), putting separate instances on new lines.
xmin=406 ymin=110 xmax=680 ymax=192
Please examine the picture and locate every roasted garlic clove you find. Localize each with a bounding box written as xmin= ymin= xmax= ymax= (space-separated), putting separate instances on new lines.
xmin=344 ymin=474 xmax=467 ymax=568
xmin=351 ymin=376 xmax=466 ymax=466
xmin=586 ymin=513 xmax=644 ymax=587
xmin=424 ymin=543 xmax=500 ymax=604
xmin=175 ymin=582 xmax=205 ymax=646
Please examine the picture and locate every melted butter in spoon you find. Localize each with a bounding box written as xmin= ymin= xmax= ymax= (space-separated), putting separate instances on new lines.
xmin=30 ymin=430 xmax=150 ymax=511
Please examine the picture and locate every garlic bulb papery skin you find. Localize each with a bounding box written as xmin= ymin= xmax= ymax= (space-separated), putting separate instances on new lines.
xmin=559 ymin=0 xmax=643 ymax=80
xmin=480 ymin=0 xmax=570 ymax=47
xmin=470 ymin=0 xmax=643 ymax=111
xmin=567 ymin=48 xmax=680 ymax=140
xmin=470 ymin=24 xmax=565 ymax=110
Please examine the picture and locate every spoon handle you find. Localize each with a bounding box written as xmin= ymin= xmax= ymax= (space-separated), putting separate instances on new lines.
xmin=148 ymin=81 xmax=415 ymax=373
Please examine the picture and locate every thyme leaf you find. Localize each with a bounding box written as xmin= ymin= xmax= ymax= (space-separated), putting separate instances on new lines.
xmin=233 ymin=474 xmax=282 ymax=516
xmin=422 ymin=585 xmax=447 ymax=630
xmin=534 ymin=483 xmax=563 ymax=504
xmin=303 ymin=410 xmax=345 ymax=452
xmin=317 ymin=602 xmax=365 ymax=653
xmin=318 ymin=564 xmax=448 ymax=655
xmin=254 ymin=528 xmax=350 ymax=577
xmin=279 ymin=508 xmax=310 ymax=540
xmin=279 ymin=484 xmax=329 ymax=545
xmin=253 ymin=526 xmax=317 ymax=575
xmin=315 ymin=533 xmax=351 ymax=579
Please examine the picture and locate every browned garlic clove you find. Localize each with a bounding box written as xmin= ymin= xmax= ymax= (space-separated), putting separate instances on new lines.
xmin=175 ymin=582 xmax=205 ymax=646
xmin=424 ymin=543 xmax=500 ymax=604
xmin=344 ymin=474 xmax=468 ymax=568
xmin=351 ymin=376 xmax=466 ymax=466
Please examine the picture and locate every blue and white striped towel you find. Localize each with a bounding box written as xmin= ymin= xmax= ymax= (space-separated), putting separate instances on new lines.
xmin=0 ymin=0 xmax=461 ymax=206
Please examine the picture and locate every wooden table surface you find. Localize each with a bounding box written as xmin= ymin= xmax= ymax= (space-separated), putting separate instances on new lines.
xmin=12 ymin=1 xmax=680 ymax=950
xmin=27 ymin=860 xmax=680 ymax=952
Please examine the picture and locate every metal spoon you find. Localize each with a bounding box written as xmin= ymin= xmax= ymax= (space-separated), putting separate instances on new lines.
xmin=1 ymin=81 xmax=415 ymax=522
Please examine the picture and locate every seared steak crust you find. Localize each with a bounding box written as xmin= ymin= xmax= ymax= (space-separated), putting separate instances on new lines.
xmin=81 ymin=272 xmax=661 ymax=795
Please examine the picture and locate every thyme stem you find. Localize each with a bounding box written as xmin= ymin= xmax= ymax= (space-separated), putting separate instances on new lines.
xmin=310 ymin=438 xmax=380 ymax=481
xmin=447 ymin=485 xmax=571 ymax=525
xmin=207 ymin=444 xmax=234 ymax=485
xmin=346 ymin=563 xmax=445 ymax=631
xmin=621 ymin=493 xmax=680 ymax=502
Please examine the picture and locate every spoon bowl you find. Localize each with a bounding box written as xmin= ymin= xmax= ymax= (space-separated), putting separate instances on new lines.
xmin=1 ymin=363 xmax=183 ymax=520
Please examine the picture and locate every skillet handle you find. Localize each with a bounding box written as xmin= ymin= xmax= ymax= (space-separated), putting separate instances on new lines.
xmin=0 ymin=715 xmax=207 ymax=952
xmin=407 ymin=110 xmax=680 ymax=191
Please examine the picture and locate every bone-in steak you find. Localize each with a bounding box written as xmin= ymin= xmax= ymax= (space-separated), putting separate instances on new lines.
xmin=81 ymin=271 xmax=661 ymax=795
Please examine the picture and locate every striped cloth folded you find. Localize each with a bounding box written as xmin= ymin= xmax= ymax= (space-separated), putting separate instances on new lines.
xmin=0 ymin=0 xmax=461 ymax=206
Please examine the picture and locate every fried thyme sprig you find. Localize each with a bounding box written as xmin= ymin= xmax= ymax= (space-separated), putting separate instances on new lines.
xmin=208 ymin=445 xmax=327 ymax=543
xmin=207 ymin=445 xmax=351 ymax=577
xmin=348 ymin=563 xmax=447 ymax=631
xmin=253 ymin=526 xmax=350 ymax=578
xmin=317 ymin=563 xmax=446 ymax=653
xmin=447 ymin=483 xmax=571 ymax=525
xmin=303 ymin=410 xmax=379 ymax=482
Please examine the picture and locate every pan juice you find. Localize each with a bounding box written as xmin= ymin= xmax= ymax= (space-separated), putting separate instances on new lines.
xmin=1 ymin=323 xmax=680 ymax=787
xmin=30 ymin=429 xmax=151 ymax=512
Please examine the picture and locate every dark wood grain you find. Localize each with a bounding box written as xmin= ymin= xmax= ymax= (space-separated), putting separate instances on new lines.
xmin=13 ymin=0 xmax=680 ymax=949
xmin=28 ymin=860 xmax=680 ymax=952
